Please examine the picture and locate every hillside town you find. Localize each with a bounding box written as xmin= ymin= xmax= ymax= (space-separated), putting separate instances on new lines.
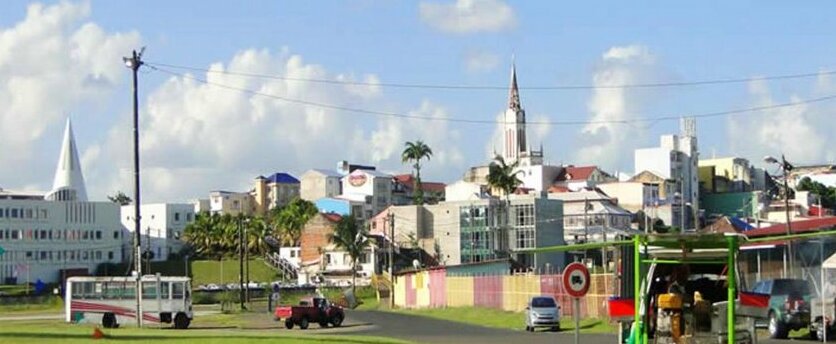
xmin=2 ymin=2 xmax=836 ymax=344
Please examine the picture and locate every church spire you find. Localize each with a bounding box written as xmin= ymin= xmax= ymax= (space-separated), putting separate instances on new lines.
xmin=46 ymin=118 xmax=88 ymax=202
xmin=508 ymin=62 xmax=521 ymax=111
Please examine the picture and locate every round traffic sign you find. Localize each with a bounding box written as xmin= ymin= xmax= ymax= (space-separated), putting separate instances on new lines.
xmin=562 ymin=262 xmax=590 ymax=298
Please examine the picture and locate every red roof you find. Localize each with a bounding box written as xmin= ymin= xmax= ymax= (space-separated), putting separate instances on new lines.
xmin=547 ymin=185 xmax=571 ymax=193
xmin=393 ymin=174 xmax=446 ymax=193
xmin=743 ymin=216 xmax=836 ymax=238
xmin=322 ymin=213 xmax=343 ymax=223
xmin=557 ymin=166 xmax=598 ymax=181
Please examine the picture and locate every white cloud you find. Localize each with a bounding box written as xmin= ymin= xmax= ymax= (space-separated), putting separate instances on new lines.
xmin=0 ymin=1 xmax=140 ymax=190
xmin=91 ymin=49 xmax=465 ymax=202
xmin=419 ymin=0 xmax=516 ymax=34
xmin=575 ymin=45 xmax=657 ymax=169
xmin=727 ymin=76 xmax=836 ymax=166
xmin=464 ymin=49 xmax=500 ymax=73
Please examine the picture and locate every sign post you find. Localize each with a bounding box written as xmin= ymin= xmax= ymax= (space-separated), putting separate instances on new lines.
xmin=563 ymin=262 xmax=591 ymax=344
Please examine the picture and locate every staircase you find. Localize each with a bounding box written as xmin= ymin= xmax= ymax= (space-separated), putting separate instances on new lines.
xmin=262 ymin=236 xmax=299 ymax=281
xmin=265 ymin=252 xmax=299 ymax=281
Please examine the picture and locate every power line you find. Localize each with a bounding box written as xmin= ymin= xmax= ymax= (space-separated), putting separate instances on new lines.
xmin=146 ymin=61 xmax=836 ymax=91
xmin=147 ymin=65 xmax=836 ymax=126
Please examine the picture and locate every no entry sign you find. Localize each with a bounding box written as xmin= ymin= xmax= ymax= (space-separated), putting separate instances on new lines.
xmin=562 ymin=262 xmax=591 ymax=298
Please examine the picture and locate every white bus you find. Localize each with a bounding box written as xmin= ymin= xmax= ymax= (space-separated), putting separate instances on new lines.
xmin=65 ymin=275 xmax=193 ymax=329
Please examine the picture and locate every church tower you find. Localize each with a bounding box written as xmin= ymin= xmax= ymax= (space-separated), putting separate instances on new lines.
xmin=501 ymin=63 xmax=542 ymax=166
xmin=45 ymin=118 xmax=88 ymax=201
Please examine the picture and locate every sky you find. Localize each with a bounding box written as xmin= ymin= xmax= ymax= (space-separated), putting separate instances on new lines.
xmin=1 ymin=0 xmax=836 ymax=203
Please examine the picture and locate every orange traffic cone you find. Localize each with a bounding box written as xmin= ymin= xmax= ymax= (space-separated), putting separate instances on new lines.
xmin=92 ymin=327 xmax=105 ymax=340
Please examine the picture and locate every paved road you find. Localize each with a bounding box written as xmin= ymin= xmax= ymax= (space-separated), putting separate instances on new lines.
xmin=0 ymin=310 xmax=219 ymax=322
xmin=306 ymin=310 xmax=802 ymax=344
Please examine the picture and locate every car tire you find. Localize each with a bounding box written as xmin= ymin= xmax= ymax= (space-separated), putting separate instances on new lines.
xmin=319 ymin=320 xmax=329 ymax=328
xmin=284 ymin=319 xmax=294 ymax=329
xmin=331 ymin=314 xmax=344 ymax=327
xmin=551 ymin=326 xmax=560 ymax=332
xmin=300 ymin=317 xmax=309 ymax=330
xmin=768 ymin=311 xmax=788 ymax=339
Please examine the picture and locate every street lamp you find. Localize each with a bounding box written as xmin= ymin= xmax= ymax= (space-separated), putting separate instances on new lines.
xmin=764 ymin=154 xmax=795 ymax=277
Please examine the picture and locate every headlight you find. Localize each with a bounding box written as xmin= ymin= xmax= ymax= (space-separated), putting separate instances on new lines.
xmin=531 ymin=311 xmax=539 ymax=317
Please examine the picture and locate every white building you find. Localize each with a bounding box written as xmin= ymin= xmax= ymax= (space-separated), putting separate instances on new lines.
xmin=548 ymin=189 xmax=634 ymax=244
xmin=341 ymin=169 xmax=392 ymax=218
xmin=634 ymin=118 xmax=699 ymax=230
xmin=501 ymin=64 xmax=544 ymax=167
xmin=120 ymin=203 xmax=195 ymax=262
xmin=300 ymin=169 xmax=343 ymax=202
xmin=0 ymin=119 xmax=123 ymax=284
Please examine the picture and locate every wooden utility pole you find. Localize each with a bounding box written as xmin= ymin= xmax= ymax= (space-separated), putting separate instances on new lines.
xmin=123 ymin=48 xmax=145 ymax=328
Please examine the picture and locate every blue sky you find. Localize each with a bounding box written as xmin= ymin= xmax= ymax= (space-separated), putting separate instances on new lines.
xmin=1 ymin=1 xmax=835 ymax=202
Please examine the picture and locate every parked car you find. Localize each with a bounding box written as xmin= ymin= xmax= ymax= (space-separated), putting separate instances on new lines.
xmin=274 ymin=297 xmax=345 ymax=330
xmin=525 ymin=296 xmax=560 ymax=332
xmin=752 ymin=278 xmax=813 ymax=339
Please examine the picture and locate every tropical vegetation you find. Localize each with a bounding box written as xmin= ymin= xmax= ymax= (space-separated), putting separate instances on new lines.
xmin=402 ymin=140 xmax=433 ymax=205
xmin=183 ymin=198 xmax=319 ymax=259
xmin=487 ymin=155 xmax=522 ymax=198
xmin=328 ymin=216 xmax=371 ymax=296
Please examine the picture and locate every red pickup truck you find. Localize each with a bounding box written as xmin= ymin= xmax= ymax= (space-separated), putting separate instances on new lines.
xmin=274 ymin=297 xmax=345 ymax=330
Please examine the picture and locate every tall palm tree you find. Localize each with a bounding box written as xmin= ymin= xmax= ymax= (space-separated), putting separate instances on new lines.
xmin=184 ymin=212 xmax=215 ymax=257
xmin=246 ymin=217 xmax=271 ymax=255
xmin=328 ymin=216 xmax=371 ymax=297
xmin=401 ymin=140 xmax=433 ymax=205
xmin=275 ymin=198 xmax=319 ymax=246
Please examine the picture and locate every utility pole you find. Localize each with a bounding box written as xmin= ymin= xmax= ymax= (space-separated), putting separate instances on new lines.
xmin=388 ymin=212 xmax=395 ymax=309
xmin=245 ymin=220 xmax=250 ymax=305
xmin=238 ymin=216 xmax=245 ymax=310
xmin=781 ymin=155 xmax=794 ymax=277
xmin=123 ymin=48 xmax=144 ymax=328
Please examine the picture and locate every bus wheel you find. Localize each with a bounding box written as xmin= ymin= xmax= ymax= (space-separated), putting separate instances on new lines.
xmin=102 ymin=313 xmax=118 ymax=329
xmin=174 ymin=312 xmax=190 ymax=329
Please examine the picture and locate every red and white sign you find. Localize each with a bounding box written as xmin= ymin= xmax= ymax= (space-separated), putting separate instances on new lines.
xmin=348 ymin=173 xmax=367 ymax=187
xmin=562 ymin=262 xmax=590 ymax=298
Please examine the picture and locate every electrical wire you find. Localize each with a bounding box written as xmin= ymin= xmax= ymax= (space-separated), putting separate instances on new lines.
xmin=145 ymin=61 xmax=836 ymax=91
xmin=147 ymin=65 xmax=836 ymax=127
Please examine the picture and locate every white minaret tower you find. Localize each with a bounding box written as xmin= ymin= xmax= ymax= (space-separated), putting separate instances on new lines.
xmin=502 ymin=62 xmax=542 ymax=166
xmin=45 ymin=118 xmax=88 ymax=201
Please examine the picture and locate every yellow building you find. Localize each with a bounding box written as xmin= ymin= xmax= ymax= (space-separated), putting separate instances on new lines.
xmin=698 ymin=157 xmax=752 ymax=194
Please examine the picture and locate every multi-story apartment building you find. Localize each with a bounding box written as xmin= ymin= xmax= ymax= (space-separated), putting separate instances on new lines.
xmin=209 ymin=190 xmax=253 ymax=216
xmin=253 ymin=172 xmax=300 ymax=215
xmin=300 ymin=169 xmax=342 ymax=202
xmin=0 ymin=119 xmax=123 ymax=284
xmin=120 ymin=203 xmax=195 ymax=262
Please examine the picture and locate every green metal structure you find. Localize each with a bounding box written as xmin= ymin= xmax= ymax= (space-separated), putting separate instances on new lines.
xmin=523 ymin=229 xmax=836 ymax=344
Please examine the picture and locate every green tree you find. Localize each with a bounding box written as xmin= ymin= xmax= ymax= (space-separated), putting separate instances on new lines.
xmin=402 ymin=140 xmax=433 ymax=205
xmin=487 ymin=155 xmax=522 ymax=198
xmin=328 ymin=216 xmax=371 ymax=297
xmin=274 ymin=198 xmax=319 ymax=246
xmin=797 ymin=177 xmax=836 ymax=210
xmin=107 ymin=191 xmax=132 ymax=205
xmin=246 ymin=217 xmax=271 ymax=255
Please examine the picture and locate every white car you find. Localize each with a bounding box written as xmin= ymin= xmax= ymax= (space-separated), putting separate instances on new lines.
xmin=525 ymin=296 xmax=560 ymax=332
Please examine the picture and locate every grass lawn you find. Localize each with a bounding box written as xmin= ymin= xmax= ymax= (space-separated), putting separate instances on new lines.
xmin=0 ymin=320 xmax=409 ymax=344
xmin=190 ymin=259 xmax=281 ymax=286
xmin=392 ymin=306 xmax=616 ymax=333
xmin=0 ymin=297 xmax=63 ymax=313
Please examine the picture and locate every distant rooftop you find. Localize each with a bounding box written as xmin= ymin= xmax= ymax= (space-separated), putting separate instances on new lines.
xmin=263 ymin=172 xmax=300 ymax=184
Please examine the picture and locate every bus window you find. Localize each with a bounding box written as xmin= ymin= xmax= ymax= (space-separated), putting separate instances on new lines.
xmin=103 ymin=282 xmax=122 ymax=299
xmin=71 ymin=282 xmax=84 ymax=299
xmin=161 ymin=282 xmax=170 ymax=299
xmin=123 ymin=284 xmax=136 ymax=299
xmin=82 ymin=282 xmax=96 ymax=299
xmin=142 ymin=282 xmax=157 ymax=299
xmin=172 ymin=282 xmax=184 ymax=299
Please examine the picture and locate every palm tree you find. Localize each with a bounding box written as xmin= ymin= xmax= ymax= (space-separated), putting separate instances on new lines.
xmin=275 ymin=198 xmax=319 ymax=246
xmin=328 ymin=216 xmax=371 ymax=297
xmin=184 ymin=212 xmax=215 ymax=257
xmin=401 ymin=140 xmax=433 ymax=205
xmin=246 ymin=217 xmax=271 ymax=256
xmin=487 ymin=155 xmax=523 ymax=198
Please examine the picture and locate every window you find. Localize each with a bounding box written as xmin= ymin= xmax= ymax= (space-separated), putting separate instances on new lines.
xmin=11 ymin=209 xmax=18 ymax=218
xmin=142 ymin=282 xmax=158 ymax=298
xmin=172 ymin=282 xmax=185 ymax=299
xmin=40 ymin=209 xmax=47 ymax=219
xmin=113 ymin=231 xmax=119 ymax=239
xmin=40 ymin=230 xmax=47 ymax=240
xmin=186 ymin=213 xmax=193 ymax=222
xmin=174 ymin=212 xmax=181 ymax=222
xmin=95 ymin=251 xmax=102 ymax=261
xmin=161 ymin=282 xmax=170 ymax=299
xmin=108 ymin=251 xmax=114 ymax=260
xmin=95 ymin=231 xmax=102 ymax=240
xmin=11 ymin=230 xmax=18 ymax=240
xmin=40 ymin=251 xmax=47 ymax=260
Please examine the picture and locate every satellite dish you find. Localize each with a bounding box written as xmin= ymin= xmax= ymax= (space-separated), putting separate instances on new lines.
xmin=412 ymin=259 xmax=420 ymax=270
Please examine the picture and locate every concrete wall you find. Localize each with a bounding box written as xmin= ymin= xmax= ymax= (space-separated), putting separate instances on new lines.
xmin=301 ymin=171 xmax=341 ymax=202
xmin=394 ymin=268 xmax=616 ymax=318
